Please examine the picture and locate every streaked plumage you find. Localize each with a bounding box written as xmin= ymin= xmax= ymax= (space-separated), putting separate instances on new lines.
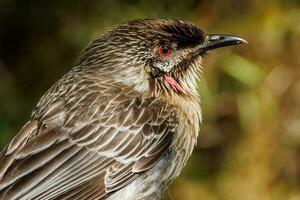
xmin=0 ymin=19 xmax=246 ymax=200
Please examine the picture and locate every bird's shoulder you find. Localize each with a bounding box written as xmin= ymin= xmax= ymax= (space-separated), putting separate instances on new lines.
xmin=31 ymin=66 xmax=179 ymax=129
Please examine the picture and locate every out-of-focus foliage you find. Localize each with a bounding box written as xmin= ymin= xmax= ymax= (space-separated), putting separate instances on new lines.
xmin=0 ymin=0 xmax=299 ymax=199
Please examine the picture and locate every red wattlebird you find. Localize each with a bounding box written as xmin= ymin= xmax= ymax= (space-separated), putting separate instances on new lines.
xmin=0 ymin=19 xmax=246 ymax=200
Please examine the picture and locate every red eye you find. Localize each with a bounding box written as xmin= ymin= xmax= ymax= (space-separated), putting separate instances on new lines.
xmin=159 ymin=46 xmax=171 ymax=57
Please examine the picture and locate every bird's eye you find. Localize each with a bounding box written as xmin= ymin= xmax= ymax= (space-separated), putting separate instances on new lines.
xmin=159 ymin=46 xmax=171 ymax=57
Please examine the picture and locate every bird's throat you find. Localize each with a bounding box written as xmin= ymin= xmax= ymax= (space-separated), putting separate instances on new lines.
xmin=163 ymin=75 xmax=183 ymax=93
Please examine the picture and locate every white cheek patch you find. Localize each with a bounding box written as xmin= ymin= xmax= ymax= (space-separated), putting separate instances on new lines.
xmin=154 ymin=56 xmax=182 ymax=73
xmin=155 ymin=61 xmax=172 ymax=73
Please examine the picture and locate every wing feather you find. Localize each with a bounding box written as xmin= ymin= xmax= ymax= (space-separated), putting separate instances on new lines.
xmin=0 ymin=80 xmax=179 ymax=200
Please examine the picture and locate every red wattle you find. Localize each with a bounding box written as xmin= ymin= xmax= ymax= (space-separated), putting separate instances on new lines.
xmin=163 ymin=75 xmax=183 ymax=93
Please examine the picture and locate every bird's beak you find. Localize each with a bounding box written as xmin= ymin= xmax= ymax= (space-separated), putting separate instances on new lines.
xmin=199 ymin=34 xmax=247 ymax=52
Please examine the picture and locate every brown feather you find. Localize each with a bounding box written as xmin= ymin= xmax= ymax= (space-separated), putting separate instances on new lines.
xmin=0 ymin=18 xmax=205 ymax=200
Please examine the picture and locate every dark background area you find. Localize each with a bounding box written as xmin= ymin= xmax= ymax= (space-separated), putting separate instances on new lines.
xmin=0 ymin=0 xmax=299 ymax=199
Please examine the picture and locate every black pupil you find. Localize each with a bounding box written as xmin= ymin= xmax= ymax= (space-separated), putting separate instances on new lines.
xmin=162 ymin=47 xmax=169 ymax=54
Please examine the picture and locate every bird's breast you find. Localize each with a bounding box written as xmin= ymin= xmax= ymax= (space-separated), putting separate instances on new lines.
xmin=163 ymin=95 xmax=202 ymax=182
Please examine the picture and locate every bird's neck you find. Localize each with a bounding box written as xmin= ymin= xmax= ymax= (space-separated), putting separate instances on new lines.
xmin=147 ymin=73 xmax=202 ymax=126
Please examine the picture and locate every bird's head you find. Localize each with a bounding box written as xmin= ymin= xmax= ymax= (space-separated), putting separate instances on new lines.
xmin=80 ymin=19 xmax=246 ymax=98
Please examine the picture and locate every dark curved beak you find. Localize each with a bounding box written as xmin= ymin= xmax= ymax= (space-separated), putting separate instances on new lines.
xmin=199 ymin=34 xmax=247 ymax=52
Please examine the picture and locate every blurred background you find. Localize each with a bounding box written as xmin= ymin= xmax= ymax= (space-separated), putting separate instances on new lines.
xmin=0 ymin=0 xmax=299 ymax=199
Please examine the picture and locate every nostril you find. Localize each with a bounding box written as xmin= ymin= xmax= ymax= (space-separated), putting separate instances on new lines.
xmin=209 ymin=35 xmax=223 ymax=42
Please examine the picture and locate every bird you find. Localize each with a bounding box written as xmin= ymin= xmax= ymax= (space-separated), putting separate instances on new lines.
xmin=0 ymin=18 xmax=246 ymax=200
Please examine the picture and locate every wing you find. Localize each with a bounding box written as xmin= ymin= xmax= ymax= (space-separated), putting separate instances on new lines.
xmin=0 ymin=83 xmax=178 ymax=200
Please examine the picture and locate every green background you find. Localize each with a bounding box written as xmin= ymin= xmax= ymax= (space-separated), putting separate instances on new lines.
xmin=0 ymin=0 xmax=299 ymax=199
